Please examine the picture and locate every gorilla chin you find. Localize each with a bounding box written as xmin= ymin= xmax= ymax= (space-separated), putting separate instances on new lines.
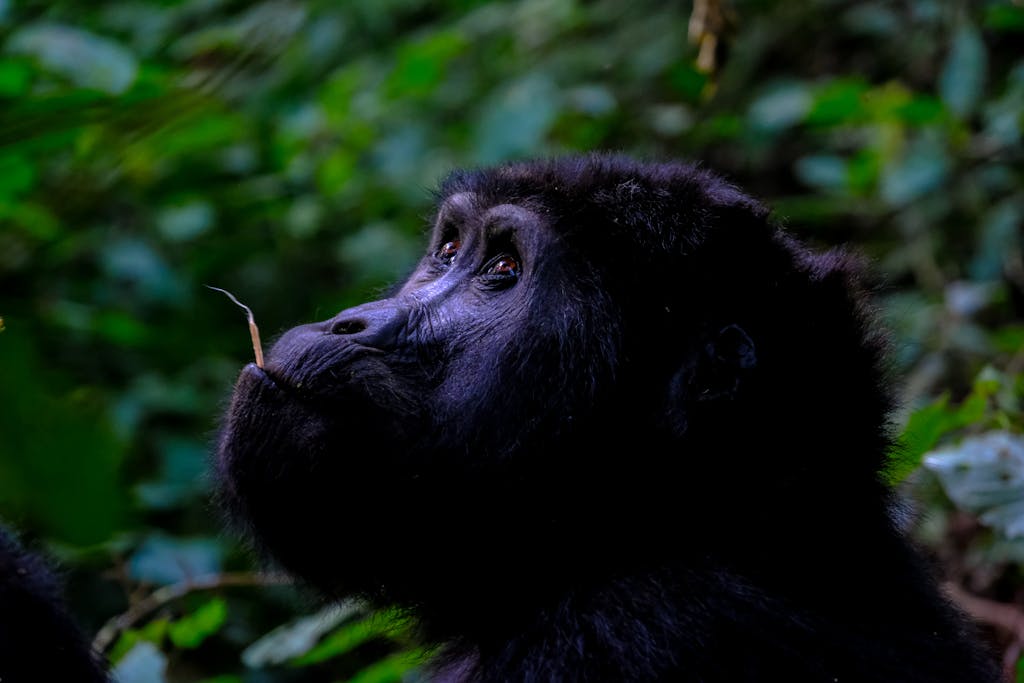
xmin=216 ymin=362 xmax=332 ymax=576
xmin=217 ymin=354 xmax=425 ymax=595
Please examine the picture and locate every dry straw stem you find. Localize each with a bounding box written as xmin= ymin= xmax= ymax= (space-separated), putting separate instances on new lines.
xmin=206 ymin=285 xmax=264 ymax=368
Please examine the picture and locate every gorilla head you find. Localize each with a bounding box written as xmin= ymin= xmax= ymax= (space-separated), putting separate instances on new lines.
xmin=215 ymin=154 xmax=997 ymax=681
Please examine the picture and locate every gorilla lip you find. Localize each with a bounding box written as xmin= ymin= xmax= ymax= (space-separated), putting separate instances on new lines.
xmin=241 ymin=362 xmax=279 ymax=391
xmin=239 ymin=360 xmax=326 ymax=406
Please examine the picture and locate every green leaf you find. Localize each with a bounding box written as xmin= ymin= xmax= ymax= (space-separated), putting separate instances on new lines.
xmin=889 ymin=393 xmax=957 ymax=483
xmin=969 ymin=200 xmax=1022 ymax=281
xmin=846 ymin=149 xmax=881 ymax=194
xmin=985 ymin=5 xmax=1024 ymax=32
xmin=147 ymin=111 xmax=251 ymax=158
xmin=794 ymin=155 xmax=848 ymax=192
xmin=473 ymin=73 xmax=560 ymax=163
xmin=8 ymin=23 xmax=138 ymax=95
xmin=316 ymin=148 xmax=357 ymax=196
xmin=0 ymin=153 xmax=36 ymax=199
xmin=806 ymin=79 xmax=868 ymax=126
xmin=0 ymin=331 xmax=128 ymax=544
xmin=111 ymin=642 xmax=168 ymax=683
xmin=880 ymin=137 xmax=950 ymax=206
xmin=156 ymin=200 xmax=216 ymax=242
xmin=242 ymin=602 xmax=362 ymax=667
xmin=939 ymin=22 xmax=987 ymax=117
xmin=923 ymin=432 xmax=1024 ymax=537
xmin=386 ymin=30 xmax=467 ymax=98
xmin=991 ymin=325 xmax=1024 ymax=355
xmin=892 ymin=95 xmax=946 ymax=125
xmin=347 ymin=648 xmax=428 ymax=683
xmin=667 ymin=63 xmax=709 ymax=103
xmin=99 ymin=239 xmax=185 ymax=305
xmin=168 ymin=598 xmax=228 ymax=649
xmin=704 ymin=114 xmax=742 ymax=139
xmin=284 ymin=196 xmax=324 ymax=239
xmin=336 ymin=222 xmax=420 ymax=284
xmin=0 ymin=59 xmax=31 ymax=97
xmin=0 ymin=201 xmax=61 ymax=239
xmin=93 ymin=309 xmax=149 ymax=347
xmin=128 ymin=535 xmax=223 ymax=585
xmin=887 ymin=374 xmax=1000 ymax=484
xmin=292 ymin=609 xmax=409 ymax=666
xmin=135 ymin=436 xmax=211 ymax=510
xmin=748 ymin=81 xmax=812 ymax=132
xmin=110 ymin=619 xmax=170 ymax=663
xmin=843 ymin=4 xmax=899 ymax=36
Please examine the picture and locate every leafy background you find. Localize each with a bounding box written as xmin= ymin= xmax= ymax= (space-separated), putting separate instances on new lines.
xmin=0 ymin=0 xmax=1022 ymax=681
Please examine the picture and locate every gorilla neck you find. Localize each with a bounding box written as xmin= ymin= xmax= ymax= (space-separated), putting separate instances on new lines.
xmin=375 ymin=431 xmax=900 ymax=654
xmin=411 ymin=498 xmax=947 ymax=683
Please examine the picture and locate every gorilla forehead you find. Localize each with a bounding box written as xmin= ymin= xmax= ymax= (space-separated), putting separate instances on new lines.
xmin=436 ymin=153 xmax=743 ymax=205
xmin=432 ymin=192 xmax=547 ymax=253
xmin=435 ymin=153 xmax=768 ymax=251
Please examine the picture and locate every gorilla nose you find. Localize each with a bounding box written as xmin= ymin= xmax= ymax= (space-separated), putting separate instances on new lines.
xmin=330 ymin=318 xmax=367 ymax=335
xmin=327 ymin=301 xmax=407 ymax=349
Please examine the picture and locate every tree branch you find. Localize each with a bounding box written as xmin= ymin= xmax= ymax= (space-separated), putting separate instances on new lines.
xmin=92 ymin=571 xmax=292 ymax=654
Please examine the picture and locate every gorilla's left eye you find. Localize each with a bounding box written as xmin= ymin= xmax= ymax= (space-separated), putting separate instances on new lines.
xmin=484 ymin=255 xmax=520 ymax=279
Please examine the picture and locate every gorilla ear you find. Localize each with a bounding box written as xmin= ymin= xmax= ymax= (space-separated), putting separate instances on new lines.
xmin=663 ymin=323 xmax=757 ymax=436
xmin=696 ymin=324 xmax=757 ymax=401
xmin=713 ymin=324 xmax=757 ymax=373
xmin=672 ymin=324 xmax=757 ymax=406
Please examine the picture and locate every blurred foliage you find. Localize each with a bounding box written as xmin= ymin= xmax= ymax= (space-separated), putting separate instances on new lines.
xmin=0 ymin=0 xmax=1021 ymax=680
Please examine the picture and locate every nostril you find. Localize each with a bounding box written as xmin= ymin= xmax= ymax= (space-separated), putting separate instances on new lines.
xmin=331 ymin=319 xmax=367 ymax=335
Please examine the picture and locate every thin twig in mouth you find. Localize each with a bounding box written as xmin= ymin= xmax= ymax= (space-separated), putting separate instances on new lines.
xmin=206 ymin=285 xmax=264 ymax=368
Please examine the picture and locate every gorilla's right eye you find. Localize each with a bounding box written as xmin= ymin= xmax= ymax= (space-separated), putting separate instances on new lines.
xmin=436 ymin=240 xmax=461 ymax=265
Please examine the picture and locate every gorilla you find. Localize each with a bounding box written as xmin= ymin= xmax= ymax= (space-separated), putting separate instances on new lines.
xmin=0 ymin=526 xmax=107 ymax=682
xmin=210 ymin=154 xmax=999 ymax=682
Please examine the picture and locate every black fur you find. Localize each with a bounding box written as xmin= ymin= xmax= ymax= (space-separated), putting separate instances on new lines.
xmin=0 ymin=526 xmax=107 ymax=683
xmin=216 ymin=154 xmax=999 ymax=682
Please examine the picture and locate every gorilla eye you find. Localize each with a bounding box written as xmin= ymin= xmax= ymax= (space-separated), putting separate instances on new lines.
xmin=484 ymin=255 xmax=520 ymax=279
xmin=436 ymin=239 xmax=461 ymax=265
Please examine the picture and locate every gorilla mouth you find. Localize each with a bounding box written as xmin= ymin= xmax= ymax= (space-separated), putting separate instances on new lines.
xmin=240 ymin=362 xmax=281 ymax=392
xmin=214 ymin=347 xmax=426 ymax=590
xmin=215 ymin=353 xmax=420 ymax=507
xmin=237 ymin=360 xmax=331 ymax=407
xmin=240 ymin=357 xmax=316 ymax=402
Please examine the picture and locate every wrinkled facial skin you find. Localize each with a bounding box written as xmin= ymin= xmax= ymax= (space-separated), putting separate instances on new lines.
xmin=215 ymin=189 xmax=621 ymax=596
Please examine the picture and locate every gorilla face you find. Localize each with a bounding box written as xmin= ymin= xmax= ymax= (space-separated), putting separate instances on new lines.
xmin=215 ymin=154 xmax=889 ymax=604
xmin=216 ymin=179 xmax=627 ymax=596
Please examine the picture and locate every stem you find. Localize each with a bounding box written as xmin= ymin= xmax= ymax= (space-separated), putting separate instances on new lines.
xmin=92 ymin=571 xmax=291 ymax=653
xmin=206 ymin=285 xmax=265 ymax=368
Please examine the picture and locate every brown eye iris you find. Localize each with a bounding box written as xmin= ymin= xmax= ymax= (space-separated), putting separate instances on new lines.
xmin=486 ymin=255 xmax=520 ymax=277
xmin=437 ymin=239 xmax=460 ymax=264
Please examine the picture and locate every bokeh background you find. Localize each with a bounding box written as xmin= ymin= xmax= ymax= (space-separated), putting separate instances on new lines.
xmin=1 ymin=0 xmax=1022 ymax=681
